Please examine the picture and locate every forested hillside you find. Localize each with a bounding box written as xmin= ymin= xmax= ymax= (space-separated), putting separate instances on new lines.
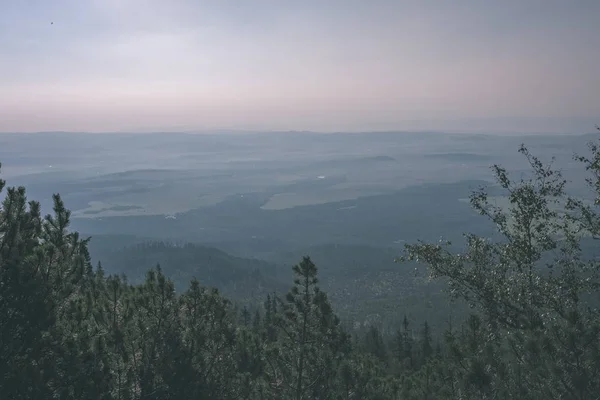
xmin=87 ymin=237 xmax=464 ymax=332
xmin=2 ymin=129 xmax=600 ymax=399
xmin=89 ymin=239 xmax=285 ymax=304
xmin=265 ymin=244 xmax=464 ymax=331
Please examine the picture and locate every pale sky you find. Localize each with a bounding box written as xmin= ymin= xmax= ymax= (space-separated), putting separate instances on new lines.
xmin=0 ymin=0 xmax=599 ymax=133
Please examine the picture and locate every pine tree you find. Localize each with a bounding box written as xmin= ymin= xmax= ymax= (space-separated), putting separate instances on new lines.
xmin=263 ymin=293 xmax=278 ymax=343
xmin=235 ymin=325 xmax=268 ymax=398
xmin=420 ymin=321 xmax=433 ymax=364
xmin=269 ymin=256 xmax=349 ymax=399
xmin=242 ymin=306 xmax=251 ymax=327
xmin=363 ymin=325 xmax=387 ymax=364
xmin=395 ymin=315 xmax=413 ymax=371
xmin=337 ymin=351 xmax=398 ymax=400
xmin=127 ymin=266 xmax=181 ymax=399
xmin=0 ymin=173 xmax=53 ymax=398
xmin=178 ymin=278 xmax=238 ymax=399
xmin=253 ymin=309 xmax=262 ymax=332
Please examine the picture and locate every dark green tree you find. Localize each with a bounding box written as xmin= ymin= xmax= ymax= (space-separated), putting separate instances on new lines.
xmin=268 ymin=256 xmax=349 ymax=399
xmin=363 ymin=325 xmax=387 ymax=364
xmin=177 ymin=278 xmax=238 ymax=399
xmin=0 ymin=168 xmax=53 ymax=399
xmin=420 ymin=321 xmax=433 ymax=364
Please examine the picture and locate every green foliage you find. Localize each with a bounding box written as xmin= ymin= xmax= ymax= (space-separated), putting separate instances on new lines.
xmin=89 ymin=240 xmax=286 ymax=306
xmin=266 ymin=256 xmax=350 ymax=399
xmin=2 ymin=127 xmax=600 ymax=399
xmin=399 ymin=127 xmax=600 ymax=399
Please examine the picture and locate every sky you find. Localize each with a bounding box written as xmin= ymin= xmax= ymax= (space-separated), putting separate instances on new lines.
xmin=0 ymin=0 xmax=599 ymax=133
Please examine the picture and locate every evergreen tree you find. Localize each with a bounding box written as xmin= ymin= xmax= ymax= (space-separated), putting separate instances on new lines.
xmin=394 ymin=315 xmax=414 ymax=371
xmin=363 ymin=325 xmax=387 ymax=364
xmin=269 ymin=256 xmax=349 ymax=399
xmin=337 ymin=352 xmax=399 ymax=400
xmin=178 ymin=278 xmax=238 ymax=399
xmin=253 ymin=309 xmax=262 ymax=332
xmin=0 ymin=174 xmax=53 ymax=399
xmin=242 ymin=306 xmax=251 ymax=327
xmin=420 ymin=321 xmax=433 ymax=364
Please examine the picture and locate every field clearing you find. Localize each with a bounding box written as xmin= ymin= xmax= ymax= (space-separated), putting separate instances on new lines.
xmin=72 ymin=187 xmax=230 ymax=218
xmin=260 ymin=188 xmax=385 ymax=210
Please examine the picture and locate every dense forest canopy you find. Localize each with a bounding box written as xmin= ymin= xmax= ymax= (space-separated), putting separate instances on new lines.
xmin=2 ymin=128 xmax=600 ymax=399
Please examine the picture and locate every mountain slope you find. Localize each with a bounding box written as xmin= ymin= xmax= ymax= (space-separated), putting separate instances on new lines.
xmin=266 ymin=243 xmax=468 ymax=331
xmin=89 ymin=238 xmax=285 ymax=305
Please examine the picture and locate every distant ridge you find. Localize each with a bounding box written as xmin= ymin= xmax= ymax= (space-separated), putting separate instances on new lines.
xmin=1 ymin=130 xmax=594 ymax=137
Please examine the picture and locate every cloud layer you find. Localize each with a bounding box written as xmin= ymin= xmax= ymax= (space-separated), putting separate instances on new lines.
xmin=1 ymin=0 xmax=599 ymax=132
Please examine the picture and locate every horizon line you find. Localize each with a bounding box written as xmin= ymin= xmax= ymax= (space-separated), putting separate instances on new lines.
xmin=0 ymin=129 xmax=595 ymax=137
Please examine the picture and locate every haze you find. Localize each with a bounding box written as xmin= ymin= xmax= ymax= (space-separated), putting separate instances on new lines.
xmin=1 ymin=0 xmax=599 ymax=133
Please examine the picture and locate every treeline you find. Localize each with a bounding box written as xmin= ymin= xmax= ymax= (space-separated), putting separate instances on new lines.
xmin=87 ymin=237 xmax=458 ymax=332
xmin=2 ymin=128 xmax=600 ymax=399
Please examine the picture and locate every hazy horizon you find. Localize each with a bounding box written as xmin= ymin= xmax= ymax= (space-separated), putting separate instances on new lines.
xmin=1 ymin=0 xmax=599 ymax=133
xmin=1 ymin=121 xmax=598 ymax=136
